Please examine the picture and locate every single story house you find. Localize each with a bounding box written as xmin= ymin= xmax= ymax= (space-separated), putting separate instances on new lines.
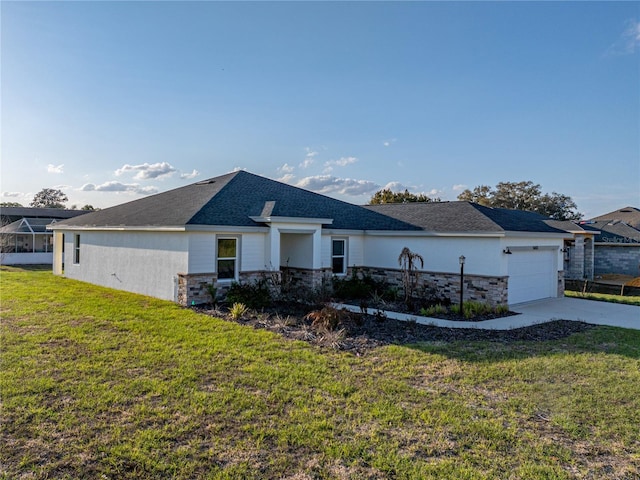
xmin=0 ymin=207 xmax=87 ymax=265
xmin=50 ymin=171 xmax=572 ymax=307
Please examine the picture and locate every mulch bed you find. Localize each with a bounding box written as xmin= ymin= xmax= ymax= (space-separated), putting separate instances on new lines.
xmin=193 ymin=302 xmax=596 ymax=356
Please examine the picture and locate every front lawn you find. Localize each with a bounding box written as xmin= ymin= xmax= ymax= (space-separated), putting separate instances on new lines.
xmin=1 ymin=266 xmax=639 ymax=479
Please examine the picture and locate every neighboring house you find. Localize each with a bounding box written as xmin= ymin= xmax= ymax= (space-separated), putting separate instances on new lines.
xmin=50 ymin=171 xmax=572 ymax=307
xmin=579 ymin=207 xmax=640 ymax=277
xmin=590 ymin=206 xmax=640 ymax=229
xmin=545 ymin=220 xmax=598 ymax=281
xmin=0 ymin=207 xmax=87 ymax=265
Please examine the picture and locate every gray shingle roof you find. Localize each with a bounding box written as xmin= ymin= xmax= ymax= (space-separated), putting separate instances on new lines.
xmin=54 ymin=171 xmax=420 ymax=231
xmin=581 ymin=221 xmax=640 ymax=243
xmin=590 ymin=207 xmax=640 ymax=229
xmin=0 ymin=207 xmax=86 ymax=223
xmin=52 ymin=171 xmax=573 ymax=234
xmin=364 ymin=202 xmax=568 ymax=234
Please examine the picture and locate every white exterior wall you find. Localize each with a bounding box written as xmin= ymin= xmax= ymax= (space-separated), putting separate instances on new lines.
xmin=321 ymin=235 xmax=331 ymax=269
xmin=62 ymin=230 xmax=189 ymax=301
xmin=1 ymin=252 xmax=53 ymax=265
xmin=363 ymin=236 xmax=504 ymax=275
xmin=363 ymin=234 xmax=565 ymax=277
xmin=320 ymin=233 xmax=364 ymax=271
xmin=241 ymin=232 xmax=267 ymax=272
xmin=499 ymin=236 xmax=566 ymax=276
xmin=188 ymin=233 xmax=216 ymax=273
xmin=281 ymin=232 xmax=314 ymax=269
xmin=187 ymin=231 xmax=267 ymax=274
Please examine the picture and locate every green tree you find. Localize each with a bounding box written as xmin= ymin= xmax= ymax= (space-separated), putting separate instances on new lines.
xmin=369 ymin=188 xmax=440 ymax=205
xmin=0 ymin=202 xmax=23 ymax=207
xmin=456 ymin=185 xmax=493 ymax=206
xmin=457 ymin=181 xmax=580 ymax=220
xmin=81 ymin=204 xmax=97 ymax=211
xmin=30 ymin=188 xmax=68 ymax=209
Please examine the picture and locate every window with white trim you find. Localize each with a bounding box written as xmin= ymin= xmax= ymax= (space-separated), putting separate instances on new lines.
xmin=217 ymin=237 xmax=237 ymax=280
xmin=73 ymin=234 xmax=80 ymax=264
xmin=332 ymin=238 xmax=346 ymax=275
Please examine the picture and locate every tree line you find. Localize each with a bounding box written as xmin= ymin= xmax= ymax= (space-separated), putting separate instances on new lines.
xmin=368 ymin=180 xmax=580 ymax=221
xmin=0 ymin=188 xmax=96 ymax=211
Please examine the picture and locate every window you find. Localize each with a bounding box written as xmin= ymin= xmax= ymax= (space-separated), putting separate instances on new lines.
xmin=332 ymin=239 xmax=346 ymax=275
xmin=73 ymin=234 xmax=80 ymax=264
xmin=217 ymin=237 xmax=237 ymax=280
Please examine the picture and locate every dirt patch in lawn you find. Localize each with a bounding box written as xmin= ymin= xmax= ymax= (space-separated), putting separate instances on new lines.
xmin=193 ymin=303 xmax=595 ymax=356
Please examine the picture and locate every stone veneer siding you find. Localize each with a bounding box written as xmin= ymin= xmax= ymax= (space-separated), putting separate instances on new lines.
xmin=177 ymin=268 xmax=333 ymax=306
xmin=178 ymin=266 xmax=563 ymax=307
xmin=594 ymin=245 xmax=640 ymax=277
xmin=358 ymin=267 xmax=509 ymax=306
xmin=177 ymin=273 xmax=218 ymax=306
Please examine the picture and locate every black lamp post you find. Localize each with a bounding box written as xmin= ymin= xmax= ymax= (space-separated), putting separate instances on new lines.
xmin=459 ymin=255 xmax=465 ymax=316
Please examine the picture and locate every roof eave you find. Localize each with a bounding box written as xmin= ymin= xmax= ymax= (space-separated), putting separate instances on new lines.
xmin=49 ymin=225 xmax=187 ymax=232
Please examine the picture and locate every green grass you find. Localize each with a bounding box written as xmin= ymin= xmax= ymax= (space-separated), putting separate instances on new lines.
xmin=565 ymin=289 xmax=640 ymax=306
xmin=2 ymin=266 xmax=639 ymax=479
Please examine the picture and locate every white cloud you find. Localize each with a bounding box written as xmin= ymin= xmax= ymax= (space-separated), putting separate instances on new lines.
xmin=2 ymin=191 xmax=23 ymax=198
xmin=325 ymin=156 xmax=358 ymax=168
xmin=452 ymin=184 xmax=467 ymax=192
xmin=47 ymin=164 xmax=64 ymax=174
xmin=180 ymin=169 xmax=200 ymax=180
xmin=296 ymin=175 xmax=380 ymax=196
xmin=323 ymin=156 xmax=358 ymax=174
xmin=300 ymin=148 xmax=318 ymax=169
xmin=383 ymin=138 xmax=397 ymax=147
xmin=606 ymin=19 xmax=640 ymax=55
xmin=277 ymin=173 xmax=296 ymax=184
xmin=115 ymin=162 xmax=177 ymax=180
xmin=278 ymin=163 xmax=295 ymax=174
xmin=81 ymin=182 xmax=158 ymax=195
xmin=383 ymin=181 xmax=410 ymax=191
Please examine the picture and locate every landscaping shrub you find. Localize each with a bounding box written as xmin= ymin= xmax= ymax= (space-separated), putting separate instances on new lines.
xmin=304 ymin=305 xmax=351 ymax=331
xmin=229 ymin=302 xmax=248 ymax=320
xmin=225 ymin=279 xmax=272 ymax=309
xmin=332 ymin=268 xmax=388 ymax=300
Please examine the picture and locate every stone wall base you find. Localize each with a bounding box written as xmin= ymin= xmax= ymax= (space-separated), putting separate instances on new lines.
xmin=178 ymin=267 xmax=517 ymax=307
xmin=358 ymin=267 xmax=508 ymax=306
xmin=177 ymin=273 xmax=217 ymax=306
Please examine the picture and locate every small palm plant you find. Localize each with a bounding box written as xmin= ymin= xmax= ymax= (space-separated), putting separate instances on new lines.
xmin=229 ymin=302 xmax=248 ymax=321
xmin=398 ymin=247 xmax=424 ymax=308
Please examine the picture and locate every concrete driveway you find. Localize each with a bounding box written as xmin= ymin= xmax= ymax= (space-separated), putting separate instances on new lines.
xmin=337 ymin=297 xmax=640 ymax=331
xmin=510 ymin=297 xmax=639 ymax=331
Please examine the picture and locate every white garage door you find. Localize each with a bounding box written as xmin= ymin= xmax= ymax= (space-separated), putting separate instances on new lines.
xmin=507 ymin=249 xmax=557 ymax=305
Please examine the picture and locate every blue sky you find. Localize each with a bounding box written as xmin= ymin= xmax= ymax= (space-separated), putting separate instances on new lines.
xmin=1 ymin=1 xmax=638 ymax=219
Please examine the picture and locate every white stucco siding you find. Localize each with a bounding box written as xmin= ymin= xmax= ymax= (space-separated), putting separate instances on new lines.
xmin=348 ymin=235 xmax=365 ymax=268
xmin=241 ymin=233 xmax=267 ymax=271
xmin=281 ymin=232 xmax=314 ymax=269
xmin=321 ymin=235 xmax=331 ymax=269
xmin=320 ymin=233 xmax=364 ymax=271
xmin=63 ymin=230 xmax=188 ymax=301
xmin=499 ymin=236 xmax=565 ymax=276
xmin=188 ymin=233 xmax=215 ymax=273
xmin=363 ymin=236 xmax=504 ymax=275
